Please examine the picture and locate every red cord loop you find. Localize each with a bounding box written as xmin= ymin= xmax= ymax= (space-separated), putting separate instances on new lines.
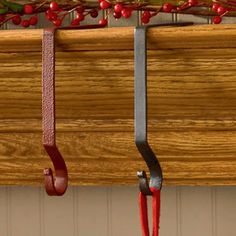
xmin=139 ymin=188 xmax=161 ymax=236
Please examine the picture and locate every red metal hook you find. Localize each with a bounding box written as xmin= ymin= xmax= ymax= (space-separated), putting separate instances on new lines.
xmin=42 ymin=28 xmax=68 ymax=196
xmin=42 ymin=25 xmax=105 ymax=196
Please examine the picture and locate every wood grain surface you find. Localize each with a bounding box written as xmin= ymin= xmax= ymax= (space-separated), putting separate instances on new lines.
xmin=1 ymin=24 xmax=236 ymax=186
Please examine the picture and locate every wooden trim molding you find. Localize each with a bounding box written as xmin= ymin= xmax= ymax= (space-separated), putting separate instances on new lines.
xmin=1 ymin=24 xmax=236 ymax=186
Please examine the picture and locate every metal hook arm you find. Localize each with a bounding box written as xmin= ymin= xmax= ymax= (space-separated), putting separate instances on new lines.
xmin=42 ymin=28 xmax=68 ymax=196
xmin=134 ymin=23 xmax=193 ymax=195
xmin=134 ymin=26 xmax=163 ymax=195
xmin=41 ymin=24 xmax=109 ymax=196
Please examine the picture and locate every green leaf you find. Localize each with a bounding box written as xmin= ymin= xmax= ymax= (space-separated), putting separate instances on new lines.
xmin=1 ymin=0 xmax=23 ymax=13
xmin=0 ymin=6 xmax=8 ymax=14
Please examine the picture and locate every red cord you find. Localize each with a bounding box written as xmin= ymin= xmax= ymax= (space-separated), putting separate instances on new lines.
xmin=139 ymin=192 xmax=149 ymax=236
xmin=139 ymin=188 xmax=161 ymax=236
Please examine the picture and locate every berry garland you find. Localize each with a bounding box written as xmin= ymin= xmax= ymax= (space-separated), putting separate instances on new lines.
xmin=0 ymin=0 xmax=236 ymax=28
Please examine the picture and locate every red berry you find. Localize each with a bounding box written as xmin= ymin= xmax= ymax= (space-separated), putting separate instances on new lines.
xmin=51 ymin=13 xmax=58 ymax=20
xmin=100 ymin=0 xmax=111 ymax=9
xmin=188 ymin=0 xmax=198 ymax=6
xmin=50 ymin=1 xmax=59 ymax=11
xmin=212 ymin=3 xmax=220 ymax=12
xmin=121 ymin=8 xmax=132 ymax=18
xmin=21 ymin=19 xmax=30 ymax=28
xmin=53 ymin=18 xmax=62 ymax=27
xmin=46 ymin=10 xmax=58 ymax=21
xmin=217 ymin=6 xmax=227 ymax=15
xmin=46 ymin=9 xmax=51 ymax=15
xmin=213 ymin=16 xmax=222 ymax=24
xmin=141 ymin=11 xmax=151 ymax=24
xmin=29 ymin=16 xmax=38 ymax=25
xmin=71 ymin=18 xmax=80 ymax=26
xmin=114 ymin=3 xmax=123 ymax=13
xmin=24 ymin=4 xmax=33 ymax=14
xmin=90 ymin=10 xmax=98 ymax=18
xmin=99 ymin=18 xmax=107 ymax=26
xmin=76 ymin=13 xmax=84 ymax=21
xmin=0 ymin=15 xmax=5 ymax=22
xmin=77 ymin=6 xmax=84 ymax=13
xmin=142 ymin=11 xmax=151 ymax=19
xmin=12 ymin=15 xmax=21 ymax=25
xmin=113 ymin=11 xmax=121 ymax=19
xmin=46 ymin=10 xmax=52 ymax=20
xmin=141 ymin=16 xmax=150 ymax=24
xmin=162 ymin=3 xmax=174 ymax=13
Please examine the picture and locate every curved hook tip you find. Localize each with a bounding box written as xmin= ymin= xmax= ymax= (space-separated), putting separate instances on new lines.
xmin=43 ymin=168 xmax=67 ymax=196
xmin=137 ymin=170 xmax=152 ymax=196
xmin=44 ymin=168 xmax=52 ymax=176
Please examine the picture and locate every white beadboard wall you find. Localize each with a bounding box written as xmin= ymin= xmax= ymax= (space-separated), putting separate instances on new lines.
xmin=1 ymin=8 xmax=236 ymax=236
xmin=0 ymin=186 xmax=236 ymax=236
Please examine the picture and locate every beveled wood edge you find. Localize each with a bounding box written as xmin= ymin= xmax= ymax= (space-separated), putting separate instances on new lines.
xmin=1 ymin=24 xmax=236 ymax=52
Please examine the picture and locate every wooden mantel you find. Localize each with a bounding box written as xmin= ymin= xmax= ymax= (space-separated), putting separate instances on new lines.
xmin=1 ymin=24 xmax=236 ymax=186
